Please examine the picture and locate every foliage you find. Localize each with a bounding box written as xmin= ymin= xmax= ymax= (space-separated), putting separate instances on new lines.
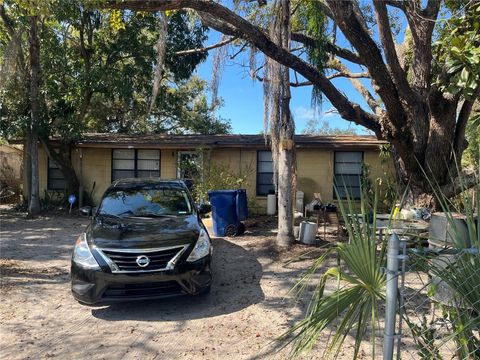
xmin=0 ymin=2 xmax=229 ymax=141
xmin=292 ymin=0 xmax=328 ymax=107
xmin=282 ymin=183 xmax=387 ymax=358
xmin=434 ymin=1 xmax=480 ymax=99
xmin=405 ymin=158 xmax=480 ymax=358
xmin=177 ymin=149 xmax=253 ymax=202
xmin=192 ymin=163 xmax=251 ymax=203
xmin=301 ymin=118 xmax=357 ymax=135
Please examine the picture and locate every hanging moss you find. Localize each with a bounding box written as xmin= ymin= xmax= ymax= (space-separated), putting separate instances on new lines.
xmin=295 ymin=0 xmax=329 ymax=109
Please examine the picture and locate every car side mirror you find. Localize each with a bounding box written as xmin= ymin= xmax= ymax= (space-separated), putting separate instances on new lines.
xmin=80 ymin=206 xmax=92 ymax=217
xmin=198 ymin=204 xmax=212 ymax=215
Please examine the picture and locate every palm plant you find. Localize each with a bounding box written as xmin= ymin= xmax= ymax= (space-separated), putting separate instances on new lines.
xmin=408 ymin=160 xmax=479 ymax=359
xmin=281 ymin=180 xmax=389 ymax=359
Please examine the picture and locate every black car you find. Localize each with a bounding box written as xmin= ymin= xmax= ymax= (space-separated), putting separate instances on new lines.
xmin=71 ymin=179 xmax=212 ymax=305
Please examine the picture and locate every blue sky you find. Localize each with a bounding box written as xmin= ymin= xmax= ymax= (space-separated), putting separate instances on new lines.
xmin=194 ymin=29 xmax=374 ymax=135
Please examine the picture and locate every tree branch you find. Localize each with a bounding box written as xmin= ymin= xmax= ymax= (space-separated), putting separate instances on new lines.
xmin=373 ymin=1 xmax=415 ymax=103
xmin=326 ymin=0 xmax=407 ymax=137
xmin=403 ymin=0 xmax=440 ymax=95
xmin=440 ymin=166 xmax=479 ymax=199
xmin=175 ymin=36 xmax=236 ymax=56
xmin=452 ymin=86 xmax=480 ymax=164
xmin=106 ymin=0 xmax=382 ymax=137
xmin=329 ymin=60 xmax=382 ymax=116
xmin=327 ymin=71 xmax=370 ymax=80
xmin=384 ymin=1 xmax=406 ymax=10
xmin=291 ymin=32 xmax=364 ymax=65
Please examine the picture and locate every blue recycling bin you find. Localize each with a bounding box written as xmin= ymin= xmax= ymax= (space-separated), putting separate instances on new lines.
xmin=236 ymin=189 xmax=248 ymax=221
xmin=208 ymin=190 xmax=240 ymax=237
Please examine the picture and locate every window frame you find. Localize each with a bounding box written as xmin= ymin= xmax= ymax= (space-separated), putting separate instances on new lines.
xmin=333 ymin=151 xmax=364 ymax=200
xmin=47 ymin=158 xmax=66 ymax=191
xmin=111 ymin=149 xmax=161 ymax=182
xmin=256 ymin=150 xmax=275 ymax=197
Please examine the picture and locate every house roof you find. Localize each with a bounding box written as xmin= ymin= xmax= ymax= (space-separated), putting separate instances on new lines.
xmin=68 ymin=133 xmax=387 ymax=150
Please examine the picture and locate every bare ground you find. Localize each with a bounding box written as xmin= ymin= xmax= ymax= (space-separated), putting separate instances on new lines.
xmin=0 ymin=206 xmax=365 ymax=360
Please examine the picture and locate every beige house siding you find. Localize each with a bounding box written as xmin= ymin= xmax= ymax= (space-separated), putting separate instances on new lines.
xmin=36 ymin=145 xmax=394 ymax=213
xmin=297 ymin=149 xmax=334 ymax=203
xmin=161 ymin=149 xmax=178 ymax=179
xmin=38 ymin=146 xmax=48 ymax=197
xmin=73 ymin=148 xmax=112 ymax=204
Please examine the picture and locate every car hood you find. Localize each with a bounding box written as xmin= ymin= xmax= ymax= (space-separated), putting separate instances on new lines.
xmin=87 ymin=215 xmax=201 ymax=250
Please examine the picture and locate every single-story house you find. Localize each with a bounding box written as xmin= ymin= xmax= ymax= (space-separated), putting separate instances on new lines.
xmin=36 ymin=133 xmax=393 ymax=212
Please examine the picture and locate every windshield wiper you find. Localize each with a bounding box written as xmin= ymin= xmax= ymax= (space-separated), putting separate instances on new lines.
xmin=97 ymin=210 xmax=134 ymax=219
xmin=131 ymin=212 xmax=177 ymax=218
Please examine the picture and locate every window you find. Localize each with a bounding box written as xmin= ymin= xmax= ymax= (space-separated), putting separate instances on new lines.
xmin=257 ymin=150 xmax=275 ymax=196
xmin=334 ymin=151 xmax=363 ymax=199
xmin=112 ymin=149 xmax=160 ymax=181
xmin=48 ymin=158 xmax=66 ymax=190
xmin=99 ymin=188 xmax=192 ymax=217
xmin=177 ymin=151 xmax=200 ymax=179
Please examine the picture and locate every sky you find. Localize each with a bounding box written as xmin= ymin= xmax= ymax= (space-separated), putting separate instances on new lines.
xmin=194 ymin=29 xmax=374 ymax=135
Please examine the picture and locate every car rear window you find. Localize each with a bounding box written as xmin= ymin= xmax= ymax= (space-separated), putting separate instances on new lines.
xmin=98 ymin=188 xmax=192 ymax=217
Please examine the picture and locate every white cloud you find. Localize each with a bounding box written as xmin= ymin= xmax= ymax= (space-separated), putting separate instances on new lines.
xmin=293 ymin=106 xmax=337 ymax=120
xmin=293 ymin=106 xmax=316 ymax=120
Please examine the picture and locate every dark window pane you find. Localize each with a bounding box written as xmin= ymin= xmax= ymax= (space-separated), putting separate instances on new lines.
xmin=335 ymin=163 xmax=362 ymax=175
xmin=334 ymin=151 xmax=363 ymax=199
xmin=49 ymin=168 xmax=64 ymax=179
xmin=137 ymin=159 xmax=159 ymax=171
xmin=336 ymin=186 xmax=361 ymax=200
xmin=137 ymin=170 xmax=160 ymax=178
xmin=113 ymin=159 xmax=135 ymax=170
xmin=48 ymin=158 xmax=66 ymax=190
xmin=48 ymin=179 xmax=66 ymax=190
xmin=334 ymin=174 xmax=361 ymax=187
xmin=257 ymin=185 xmax=275 ymax=196
xmin=113 ymin=149 xmax=135 ymax=160
xmin=113 ymin=170 xmax=135 ymax=181
xmin=257 ymin=161 xmax=273 ymax=173
xmin=335 ymin=152 xmax=362 ymax=163
xmin=137 ymin=149 xmax=159 ymax=160
xmin=257 ymin=150 xmax=275 ymax=196
xmin=257 ymin=173 xmax=274 ymax=185
xmin=258 ymin=150 xmax=273 ymax=162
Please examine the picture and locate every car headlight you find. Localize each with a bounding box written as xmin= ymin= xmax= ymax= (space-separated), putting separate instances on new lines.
xmin=72 ymin=233 xmax=100 ymax=269
xmin=187 ymin=229 xmax=211 ymax=262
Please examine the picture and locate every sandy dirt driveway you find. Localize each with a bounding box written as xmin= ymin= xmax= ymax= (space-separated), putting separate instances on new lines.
xmin=0 ymin=207 xmax=339 ymax=360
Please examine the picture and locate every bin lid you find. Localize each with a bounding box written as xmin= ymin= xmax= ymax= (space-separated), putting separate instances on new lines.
xmin=208 ymin=190 xmax=238 ymax=195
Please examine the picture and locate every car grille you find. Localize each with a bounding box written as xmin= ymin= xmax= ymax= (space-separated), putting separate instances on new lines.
xmin=100 ymin=246 xmax=188 ymax=273
xmin=102 ymin=281 xmax=183 ymax=299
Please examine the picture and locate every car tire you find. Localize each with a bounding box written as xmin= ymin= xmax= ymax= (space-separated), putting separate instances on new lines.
xmin=198 ymin=285 xmax=211 ymax=296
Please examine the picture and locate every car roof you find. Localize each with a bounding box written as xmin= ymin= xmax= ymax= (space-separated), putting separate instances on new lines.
xmin=108 ymin=178 xmax=188 ymax=191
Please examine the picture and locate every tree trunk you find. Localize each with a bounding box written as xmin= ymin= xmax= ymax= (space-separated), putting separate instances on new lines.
xmin=28 ymin=15 xmax=40 ymax=216
xmin=276 ymin=126 xmax=295 ymax=248
xmin=40 ymin=138 xmax=80 ymax=200
xmin=23 ymin=133 xmax=31 ymax=204
xmin=275 ymin=0 xmax=295 ymax=248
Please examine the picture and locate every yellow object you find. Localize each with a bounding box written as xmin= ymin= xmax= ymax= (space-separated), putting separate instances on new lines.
xmin=393 ymin=204 xmax=400 ymax=220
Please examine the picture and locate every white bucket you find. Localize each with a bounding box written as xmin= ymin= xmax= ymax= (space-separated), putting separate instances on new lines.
xmin=299 ymin=221 xmax=317 ymax=244
xmin=267 ymin=194 xmax=276 ymax=215
xmin=293 ymin=225 xmax=300 ymax=239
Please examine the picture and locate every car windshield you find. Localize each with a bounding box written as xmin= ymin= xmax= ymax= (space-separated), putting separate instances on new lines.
xmin=98 ymin=188 xmax=192 ymax=217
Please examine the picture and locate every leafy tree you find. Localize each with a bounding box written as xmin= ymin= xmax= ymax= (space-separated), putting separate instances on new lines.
xmin=105 ymin=0 xmax=480 ymax=212
xmin=1 ymin=1 xmax=229 ymax=207
xmin=302 ymin=118 xmax=358 ymax=135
